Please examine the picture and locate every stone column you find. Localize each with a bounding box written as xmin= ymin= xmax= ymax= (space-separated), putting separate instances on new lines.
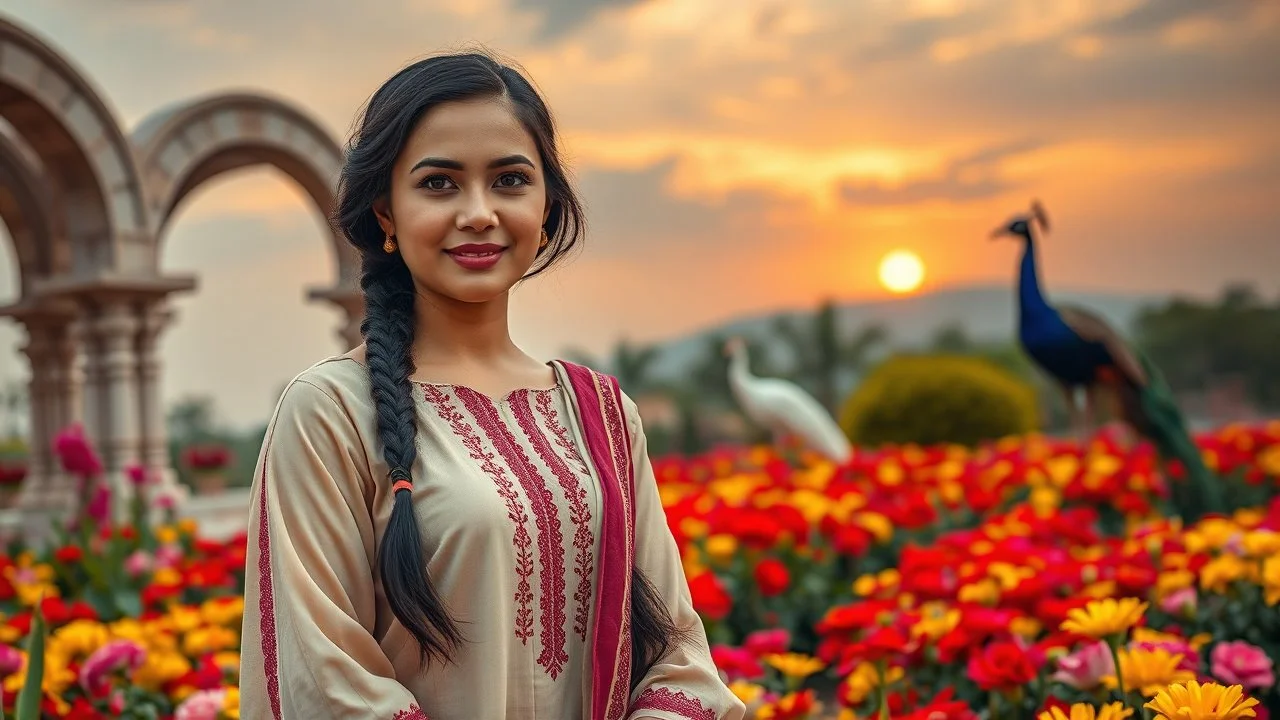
xmin=74 ymin=313 xmax=106 ymax=458
xmin=136 ymin=301 xmax=187 ymax=515
xmin=95 ymin=301 xmax=142 ymax=522
xmin=306 ymin=285 xmax=364 ymax=351
xmin=14 ymin=323 xmax=51 ymax=511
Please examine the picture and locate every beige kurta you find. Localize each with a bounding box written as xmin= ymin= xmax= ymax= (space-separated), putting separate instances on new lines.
xmin=239 ymin=355 xmax=745 ymax=720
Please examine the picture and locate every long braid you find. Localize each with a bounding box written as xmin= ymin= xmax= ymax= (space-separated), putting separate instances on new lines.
xmin=361 ymin=253 xmax=465 ymax=666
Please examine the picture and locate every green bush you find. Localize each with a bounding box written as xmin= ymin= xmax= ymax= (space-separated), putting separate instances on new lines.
xmin=840 ymin=354 xmax=1039 ymax=447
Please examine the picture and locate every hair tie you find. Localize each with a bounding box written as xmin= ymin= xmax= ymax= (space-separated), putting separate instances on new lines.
xmin=389 ymin=466 xmax=413 ymax=495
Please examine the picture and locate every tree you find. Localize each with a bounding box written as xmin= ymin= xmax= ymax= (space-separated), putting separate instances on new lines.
xmin=561 ymin=339 xmax=662 ymax=397
xmin=772 ymin=300 xmax=890 ymax=413
xmin=166 ymin=396 xmax=218 ymax=444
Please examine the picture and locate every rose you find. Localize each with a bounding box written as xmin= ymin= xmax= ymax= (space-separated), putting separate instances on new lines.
xmin=1210 ymin=640 xmax=1275 ymax=690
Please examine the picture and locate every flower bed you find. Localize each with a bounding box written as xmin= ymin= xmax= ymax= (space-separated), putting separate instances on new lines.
xmin=1 ymin=421 xmax=1278 ymax=719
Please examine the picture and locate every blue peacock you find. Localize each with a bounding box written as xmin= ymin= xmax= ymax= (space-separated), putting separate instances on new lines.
xmin=991 ymin=201 xmax=1221 ymax=521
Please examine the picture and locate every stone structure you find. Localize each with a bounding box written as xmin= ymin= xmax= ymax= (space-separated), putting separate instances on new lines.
xmin=0 ymin=15 xmax=363 ymax=533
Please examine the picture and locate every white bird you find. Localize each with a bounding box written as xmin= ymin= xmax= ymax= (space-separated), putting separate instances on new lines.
xmin=724 ymin=337 xmax=853 ymax=464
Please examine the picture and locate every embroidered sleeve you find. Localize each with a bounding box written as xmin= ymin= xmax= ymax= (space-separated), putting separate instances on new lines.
xmin=621 ymin=393 xmax=747 ymax=720
xmin=239 ymin=378 xmax=424 ymax=720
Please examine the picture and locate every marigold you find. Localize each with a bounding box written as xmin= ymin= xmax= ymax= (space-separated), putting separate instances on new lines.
xmin=1060 ymin=598 xmax=1148 ymax=640
xmin=764 ymin=652 xmax=826 ymax=680
xmin=1038 ymin=702 xmax=1133 ymax=720
xmin=1145 ymin=680 xmax=1259 ymax=720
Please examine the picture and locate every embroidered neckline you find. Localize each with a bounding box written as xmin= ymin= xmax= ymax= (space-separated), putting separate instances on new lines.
xmin=413 ymin=380 xmax=560 ymax=404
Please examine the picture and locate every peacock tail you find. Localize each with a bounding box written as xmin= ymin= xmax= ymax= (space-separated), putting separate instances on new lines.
xmin=1130 ymin=348 xmax=1224 ymax=521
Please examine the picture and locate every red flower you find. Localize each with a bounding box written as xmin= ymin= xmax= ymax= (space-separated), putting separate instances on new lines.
xmin=54 ymin=545 xmax=84 ymax=564
xmin=754 ymin=558 xmax=790 ymax=597
xmin=687 ymin=571 xmax=732 ymax=621
xmin=966 ymin=640 xmax=1038 ymax=692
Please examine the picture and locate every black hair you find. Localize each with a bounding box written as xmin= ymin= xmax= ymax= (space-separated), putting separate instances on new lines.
xmin=333 ymin=50 xmax=687 ymax=685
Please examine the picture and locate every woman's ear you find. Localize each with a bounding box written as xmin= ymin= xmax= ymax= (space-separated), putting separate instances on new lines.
xmin=373 ymin=196 xmax=395 ymax=237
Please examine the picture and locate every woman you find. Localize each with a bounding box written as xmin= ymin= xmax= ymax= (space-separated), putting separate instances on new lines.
xmin=238 ymin=52 xmax=745 ymax=720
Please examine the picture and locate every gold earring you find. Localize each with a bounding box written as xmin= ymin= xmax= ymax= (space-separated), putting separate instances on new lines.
xmin=383 ymin=234 xmax=397 ymax=254
xmin=539 ymin=229 xmax=549 ymax=248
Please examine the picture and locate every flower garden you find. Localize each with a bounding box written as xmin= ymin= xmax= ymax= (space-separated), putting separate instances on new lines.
xmin=2 ymin=421 xmax=1279 ymax=719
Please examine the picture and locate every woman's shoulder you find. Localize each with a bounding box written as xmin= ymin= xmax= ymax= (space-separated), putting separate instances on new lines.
xmin=273 ymin=351 xmax=372 ymax=425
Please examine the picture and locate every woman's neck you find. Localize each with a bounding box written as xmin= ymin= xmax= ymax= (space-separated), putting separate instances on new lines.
xmin=410 ymin=290 xmax=522 ymax=369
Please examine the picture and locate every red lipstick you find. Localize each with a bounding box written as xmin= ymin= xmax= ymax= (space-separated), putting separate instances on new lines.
xmin=444 ymin=243 xmax=506 ymax=271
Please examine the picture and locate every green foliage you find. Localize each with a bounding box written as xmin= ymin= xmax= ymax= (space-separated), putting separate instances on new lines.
xmin=15 ymin=600 xmax=45 ymax=720
xmin=840 ymin=353 xmax=1040 ymax=447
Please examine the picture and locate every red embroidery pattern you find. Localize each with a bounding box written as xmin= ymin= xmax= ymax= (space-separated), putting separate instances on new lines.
xmin=460 ymin=388 xmax=569 ymax=678
xmin=392 ymin=704 xmax=429 ymax=719
xmin=523 ymin=390 xmax=595 ymax=640
xmin=424 ymin=385 xmax=535 ymax=642
xmin=631 ymin=686 xmax=716 ymax=720
xmin=595 ymin=371 xmax=636 ymax=720
xmin=255 ymin=425 xmax=282 ymax=720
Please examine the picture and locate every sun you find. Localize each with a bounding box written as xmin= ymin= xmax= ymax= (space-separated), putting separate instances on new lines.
xmin=878 ymin=249 xmax=926 ymax=294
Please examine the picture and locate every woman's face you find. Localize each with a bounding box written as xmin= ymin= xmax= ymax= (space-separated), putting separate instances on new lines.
xmin=375 ymin=96 xmax=549 ymax=306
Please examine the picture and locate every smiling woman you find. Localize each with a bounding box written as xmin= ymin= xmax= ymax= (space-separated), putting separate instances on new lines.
xmin=237 ymin=51 xmax=745 ymax=720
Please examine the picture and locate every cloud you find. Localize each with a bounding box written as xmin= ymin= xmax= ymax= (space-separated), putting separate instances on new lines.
xmin=838 ymin=138 xmax=1045 ymax=207
xmin=514 ymin=0 xmax=655 ymax=40
xmin=1088 ymin=0 xmax=1255 ymax=39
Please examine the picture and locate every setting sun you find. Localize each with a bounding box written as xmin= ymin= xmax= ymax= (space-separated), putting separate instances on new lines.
xmin=878 ymin=249 xmax=926 ymax=294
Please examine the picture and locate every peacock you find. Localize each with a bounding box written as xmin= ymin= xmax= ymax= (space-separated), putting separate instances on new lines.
xmin=724 ymin=337 xmax=853 ymax=465
xmin=991 ymin=201 xmax=1222 ymax=521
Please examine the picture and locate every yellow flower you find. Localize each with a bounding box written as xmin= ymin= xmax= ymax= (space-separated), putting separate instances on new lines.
xmin=1038 ymin=702 xmax=1133 ymax=720
xmin=853 ymin=574 xmax=879 ymax=597
xmin=177 ymin=518 xmax=199 ymax=536
xmin=727 ymin=680 xmax=765 ymax=706
xmin=911 ymin=603 xmax=961 ymax=641
xmin=959 ymin=578 xmax=1000 ymax=606
xmin=201 ymin=597 xmax=245 ymax=628
xmin=1200 ymin=554 xmax=1249 ymax=594
xmin=1155 ymin=570 xmax=1196 ymax=599
xmin=1060 ymin=598 xmax=1148 ymax=640
xmin=763 ymin=653 xmax=825 ymax=680
xmin=1145 ymin=680 xmax=1259 ymax=720
xmin=1131 ymin=628 xmax=1211 ymax=652
xmin=133 ymin=650 xmax=192 ymax=691
xmin=842 ymin=662 xmax=903 ymax=705
xmin=1241 ymin=530 xmax=1280 ymax=559
xmin=988 ymin=562 xmax=1035 ymax=592
xmin=168 ymin=605 xmax=205 ymax=633
xmin=182 ymin=625 xmax=239 ymax=657
xmin=1011 ymin=616 xmax=1043 ymax=639
xmin=1184 ymin=519 xmax=1241 ymax=555
xmin=153 ymin=567 xmax=183 ymax=588
xmin=156 ymin=525 xmax=179 ymax=545
xmin=703 ymin=534 xmax=738 ymax=564
xmin=222 ymin=685 xmax=241 ymax=720
xmin=1263 ymin=556 xmax=1280 ymax=606
xmin=854 ymin=512 xmax=893 ymax=543
xmin=1105 ymin=647 xmax=1196 ymax=697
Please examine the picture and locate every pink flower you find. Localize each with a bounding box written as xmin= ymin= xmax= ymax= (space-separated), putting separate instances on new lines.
xmin=52 ymin=424 xmax=102 ymax=478
xmin=0 ymin=644 xmax=23 ymax=676
xmin=155 ymin=544 xmax=184 ymax=569
xmin=124 ymin=550 xmax=154 ymax=578
xmin=1159 ymin=587 xmax=1197 ymax=616
xmin=1211 ymin=640 xmax=1275 ymax=690
xmin=79 ymin=639 xmax=146 ymax=695
xmin=1052 ymin=640 xmax=1115 ymax=690
xmin=86 ymin=483 xmax=111 ymax=524
xmin=744 ymin=628 xmax=791 ymax=657
xmin=125 ymin=464 xmax=149 ymax=486
xmin=175 ymin=688 xmax=228 ymax=720
xmin=710 ymin=644 xmax=765 ymax=681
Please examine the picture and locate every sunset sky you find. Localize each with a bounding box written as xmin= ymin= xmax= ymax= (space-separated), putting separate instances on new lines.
xmin=0 ymin=0 xmax=1277 ymax=428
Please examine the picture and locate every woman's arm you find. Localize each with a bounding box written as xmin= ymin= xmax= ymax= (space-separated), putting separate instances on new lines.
xmin=239 ymin=378 xmax=426 ymax=720
xmin=622 ymin=393 xmax=746 ymax=720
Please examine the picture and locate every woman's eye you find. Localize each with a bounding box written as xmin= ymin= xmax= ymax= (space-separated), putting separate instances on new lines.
xmin=495 ymin=172 xmax=531 ymax=188
xmin=420 ymin=175 xmax=454 ymax=191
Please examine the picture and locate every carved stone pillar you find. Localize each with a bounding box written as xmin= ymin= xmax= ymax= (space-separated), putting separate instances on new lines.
xmin=95 ymin=302 xmax=142 ymax=521
xmin=136 ymin=301 xmax=187 ymax=514
xmin=15 ymin=323 xmax=51 ymax=510
xmin=75 ymin=313 xmax=106 ymax=457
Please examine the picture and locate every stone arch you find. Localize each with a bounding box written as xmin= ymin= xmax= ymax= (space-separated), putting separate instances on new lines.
xmin=132 ymin=92 xmax=359 ymax=286
xmin=0 ymin=130 xmax=66 ymax=295
xmin=0 ymin=17 xmax=149 ymax=279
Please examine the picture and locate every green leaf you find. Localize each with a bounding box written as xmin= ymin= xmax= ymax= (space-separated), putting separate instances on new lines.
xmin=15 ymin=600 xmax=46 ymax=720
